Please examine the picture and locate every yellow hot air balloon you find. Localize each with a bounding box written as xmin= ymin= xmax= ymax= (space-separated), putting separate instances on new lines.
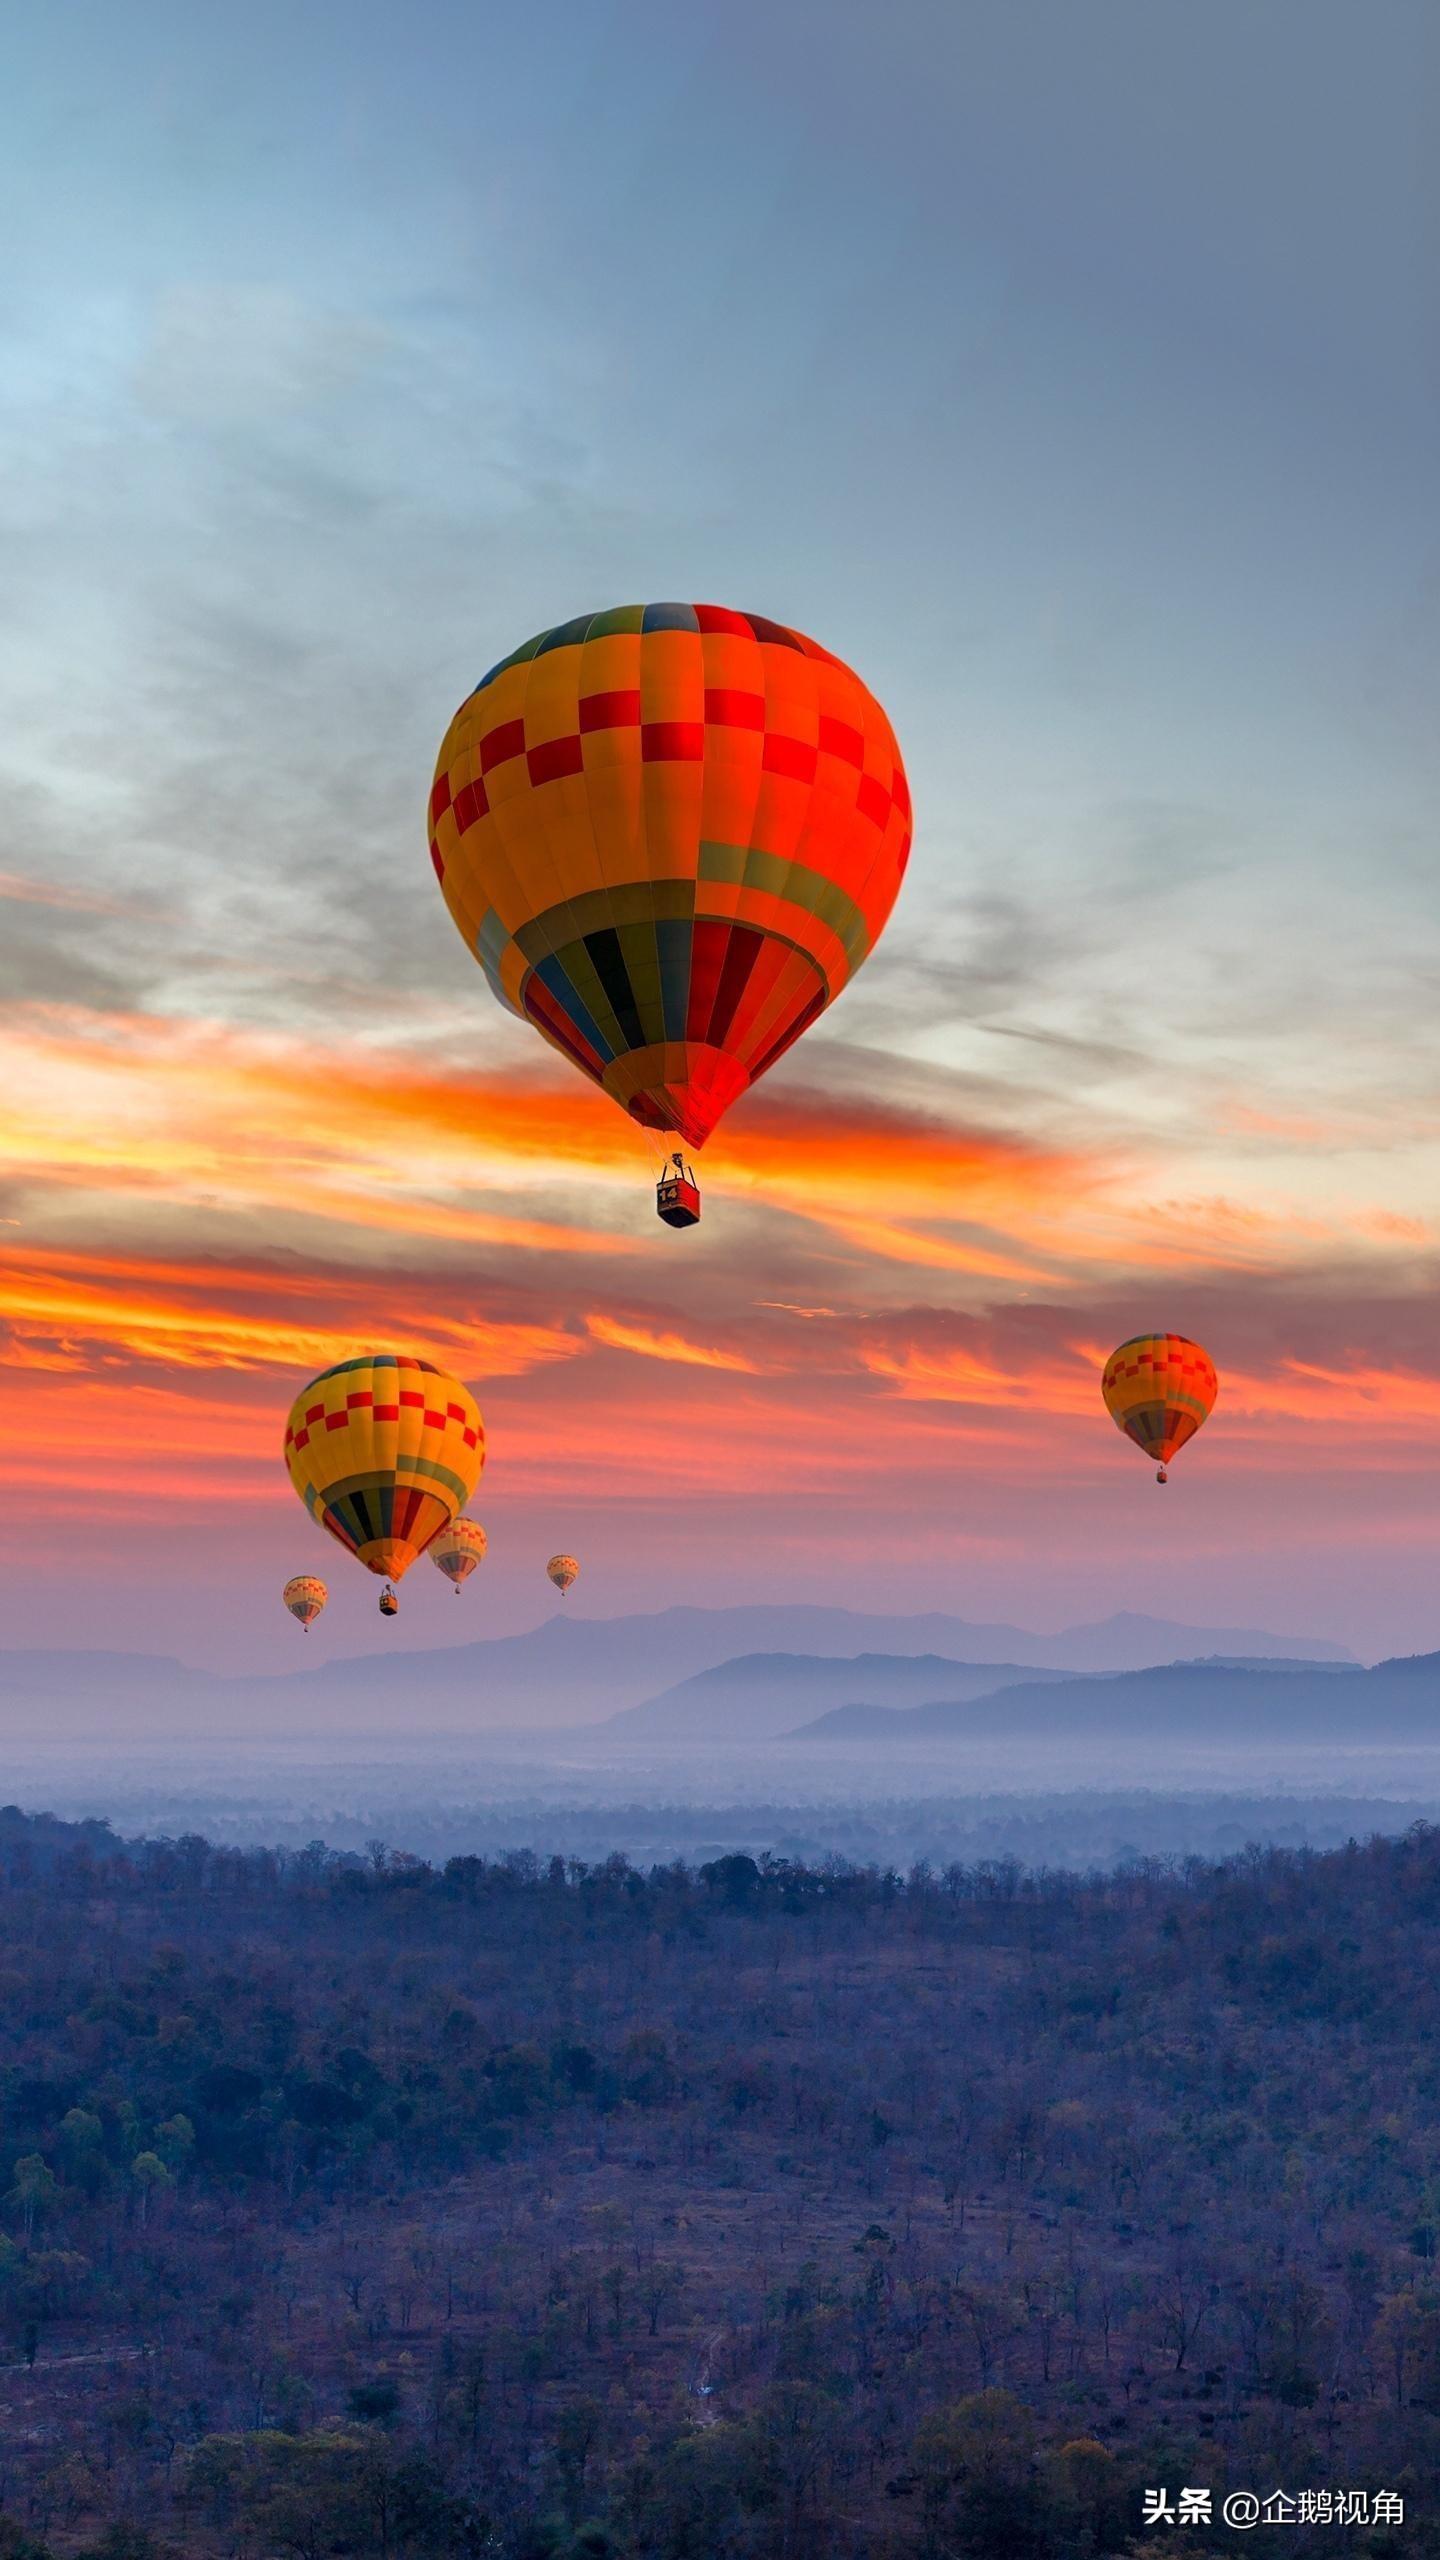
xmin=431 ymin=1516 xmax=488 ymax=1594
xmin=282 ymin=1575 xmax=327 ymax=1633
xmin=547 ymin=1553 xmax=579 ymax=1597
xmin=283 ymin=1354 xmax=484 ymax=1614
xmin=428 ymin=603 xmax=912 ymax=1224
xmin=1101 ymin=1334 xmax=1217 ymax=1484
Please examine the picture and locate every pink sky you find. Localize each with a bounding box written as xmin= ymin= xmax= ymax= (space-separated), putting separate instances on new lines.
xmin=3 ymin=989 xmax=1438 ymax=1669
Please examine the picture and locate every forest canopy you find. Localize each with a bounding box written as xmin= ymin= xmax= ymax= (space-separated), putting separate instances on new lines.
xmin=0 ymin=1811 xmax=1435 ymax=2554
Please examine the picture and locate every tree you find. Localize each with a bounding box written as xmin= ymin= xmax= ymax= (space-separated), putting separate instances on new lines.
xmin=56 ymin=2110 xmax=106 ymax=2195
xmin=699 ymin=1855 xmax=761 ymax=1907
xmin=639 ymin=2262 xmax=685 ymax=2337
xmin=348 ymin=2379 xmax=402 ymax=2427
xmin=130 ymin=2154 xmax=173 ymax=2226
xmin=1372 ymin=2289 xmax=1440 ymax=2408
xmin=0 ymin=2520 xmax=56 ymax=2559
xmin=619 ymin=2418 xmax=779 ymax=2558
xmin=1154 ymin=2251 xmax=1217 ymax=2374
xmin=911 ymin=2389 xmax=1050 ymax=2559
xmin=9 ymin=2158 xmax=56 ymax=2244
xmin=1044 ymin=2437 xmax=1131 ymax=2553
xmin=552 ymin=2397 xmax=605 ymax=2518
xmin=153 ymin=2115 xmax=195 ymax=2176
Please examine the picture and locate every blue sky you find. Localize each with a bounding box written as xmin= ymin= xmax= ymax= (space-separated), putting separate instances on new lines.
xmin=4 ymin=1 xmax=1434 ymax=1063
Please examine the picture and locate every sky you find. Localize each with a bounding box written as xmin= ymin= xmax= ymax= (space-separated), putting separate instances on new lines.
xmin=1 ymin=0 xmax=1438 ymax=1669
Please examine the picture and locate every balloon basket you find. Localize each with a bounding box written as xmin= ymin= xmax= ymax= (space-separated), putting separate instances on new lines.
xmin=656 ymin=1155 xmax=700 ymax=1228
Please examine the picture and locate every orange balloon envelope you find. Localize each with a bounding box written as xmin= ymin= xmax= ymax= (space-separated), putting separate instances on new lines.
xmin=282 ymin=1574 xmax=327 ymax=1632
xmin=547 ymin=1553 xmax=579 ymax=1597
xmin=1101 ymin=1334 xmax=1217 ymax=1483
xmin=430 ymin=1516 xmax=488 ymax=1592
xmin=428 ymin=604 xmax=911 ymax=1152
xmin=283 ymin=1354 xmax=484 ymax=1583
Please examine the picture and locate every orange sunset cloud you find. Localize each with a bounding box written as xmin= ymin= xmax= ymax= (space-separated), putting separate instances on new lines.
xmin=6 ymin=1003 xmax=1427 ymax=1299
xmin=859 ymin=1338 xmax=1098 ymax=1410
xmin=3 ymin=988 xmax=1438 ymax=1656
xmin=585 ymin=1314 xmax=766 ymax=1373
xmin=0 ymin=1242 xmax=582 ymax=1381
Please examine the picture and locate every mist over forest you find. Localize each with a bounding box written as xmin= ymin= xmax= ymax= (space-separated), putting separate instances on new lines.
xmin=3 ymin=1605 xmax=1438 ymax=1878
xmin=3 ymin=1614 xmax=1440 ymax=2552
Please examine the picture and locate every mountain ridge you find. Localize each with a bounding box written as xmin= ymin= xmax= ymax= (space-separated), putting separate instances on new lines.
xmin=788 ymin=1653 xmax=1440 ymax=1744
xmin=0 ymin=1606 xmax=1358 ymax=1738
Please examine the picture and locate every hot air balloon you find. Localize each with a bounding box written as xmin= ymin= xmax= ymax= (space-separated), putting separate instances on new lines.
xmin=282 ymin=1574 xmax=327 ymax=1633
xmin=1102 ymin=1335 xmax=1217 ymax=1484
xmin=431 ymin=1516 xmax=488 ymax=1594
xmin=283 ymin=1354 xmax=484 ymax=1616
xmin=428 ymin=604 xmax=911 ymax=1225
xmin=547 ymin=1553 xmax=579 ymax=1598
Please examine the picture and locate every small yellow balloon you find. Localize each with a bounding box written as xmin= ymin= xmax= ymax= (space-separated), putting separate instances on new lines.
xmin=430 ymin=1517 xmax=488 ymax=1593
xmin=1101 ymin=1334 xmax=1217 ymax=1485
xmin=282 ymin=1575 xmax=327 ymax=1633
xmin=547 ymin=1553 xmax=579 ymax=1597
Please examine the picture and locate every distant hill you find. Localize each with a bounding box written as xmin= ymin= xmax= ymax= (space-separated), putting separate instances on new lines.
xmin=601 ymin=1654 xmax=1075 ymax=1743
xmin=985 ymin=1610 xmax=1351 ymax=1672
xmin=0 ymin=1606 xmax=1355 ymax=1739
xmin=789 ymin=1653 xmax=1440 ymax=1744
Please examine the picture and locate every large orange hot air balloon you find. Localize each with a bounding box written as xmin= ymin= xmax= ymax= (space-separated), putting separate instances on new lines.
xmin=283 ymin=1355 xmax=484 ymax=1613
xmin=1101 ymin=1334 xmax=1217 ymax=1484
xmin=430 ymin=1517 xmax=488 ymax=1594
xmin=428 ymin=605 xmax=911 ymax=1221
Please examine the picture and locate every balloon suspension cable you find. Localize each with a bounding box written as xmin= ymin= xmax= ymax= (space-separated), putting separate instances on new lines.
xmin=638 ymin=1119 xmax=676 ymax=1176
xmin=641 ymin=1123 xmax=697 ymax=1188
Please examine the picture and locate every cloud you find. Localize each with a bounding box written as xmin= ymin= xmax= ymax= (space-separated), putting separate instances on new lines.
xmin=8 ymin=1230 xmax=1434 ymax=1502
xmin=858 ymin=1335 xmax=1094 ymax=1410
xmin=839 ymin=1291 xmax=1440 ymax=1464
xmin=585 ymin=1314 xmax=766 ymax=1374
xmin=135 ymin=287 xmax=391 ymax=426
xmin=0 ymin=1242 xmax=583 ymax=1383
xmin=0 ymin=1006 xmax=642 ymax=1257
xmin=0 ymin=915 xmax=153 ymax=1014
xmin=1 ymin=1367 xmax=282 ymax=1522
xmin=0 ymin=871 xmax=143 ymax=916
xmin=5 ymin=1004 xmax=1438 ymax=1339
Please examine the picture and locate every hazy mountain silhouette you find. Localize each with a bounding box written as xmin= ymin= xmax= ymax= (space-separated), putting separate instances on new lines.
xmin=789 ymin=1653 xmax=1440 ymax=1744
xmin=0 ymin=1606 xmax=1354 ymax=1739
xmin=600 ymin=1654 xmax=1075 ymax=1742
